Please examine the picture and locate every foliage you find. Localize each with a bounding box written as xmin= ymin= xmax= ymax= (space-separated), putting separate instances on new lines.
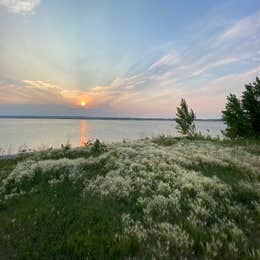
xmin=152 ymin=135 xmax=179 ymax=146
xmin=176 ymin=98 xmax=196 ymax=136
xmin=222 ymin=94 xmax=252 ymax=138
xmin=61 ymin=143 xmax=71 ymax=151
xmin=242 ymin=77 xmax=260 ymax=136
xmin=0 ymin=138 xmax=259 ymax=258
xmin=152 ymin=133 xmax=218 ymax=146
xmin=89 ymin=139 xmax=107 ymax=155
xmin=222 ymin=77 xmax=260 ymax=138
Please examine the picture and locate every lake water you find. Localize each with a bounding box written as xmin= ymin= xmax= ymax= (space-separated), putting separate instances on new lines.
xmin=0 ymin=119 xmax=225 ymax=154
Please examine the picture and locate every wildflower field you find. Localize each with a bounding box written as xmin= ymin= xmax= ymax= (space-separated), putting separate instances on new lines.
xmin=0 ymin=137 xmax=259 ymax=259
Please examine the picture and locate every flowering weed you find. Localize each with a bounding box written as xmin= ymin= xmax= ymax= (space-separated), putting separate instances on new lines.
xmin=0 ymin=138 xmax=259 ymax=258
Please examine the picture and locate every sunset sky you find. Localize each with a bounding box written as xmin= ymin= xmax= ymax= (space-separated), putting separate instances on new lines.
xmin=0 ymin=0 xmax=260 ymax=118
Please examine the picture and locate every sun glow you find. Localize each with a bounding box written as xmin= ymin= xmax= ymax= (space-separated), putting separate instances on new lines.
xmin=80 ymin=101 xmax=86 ymax=107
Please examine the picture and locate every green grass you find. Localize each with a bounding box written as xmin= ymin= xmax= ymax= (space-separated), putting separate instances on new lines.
xmin=0 ymin=138 xmax=259 ymax=259
xmin=0 ymin=158 xmax=20 ymax=182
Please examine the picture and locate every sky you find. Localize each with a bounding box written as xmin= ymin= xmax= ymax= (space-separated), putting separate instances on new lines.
xmin=0 ymin=0 xmax=260 ymax=118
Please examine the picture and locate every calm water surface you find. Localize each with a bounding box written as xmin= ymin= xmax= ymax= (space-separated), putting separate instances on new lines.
xmin=0 ymin=119 xmax=225 ymax=153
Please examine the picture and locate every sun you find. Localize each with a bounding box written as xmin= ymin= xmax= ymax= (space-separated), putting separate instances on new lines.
xmin=80 ymin=101 xmax=86 ymax=107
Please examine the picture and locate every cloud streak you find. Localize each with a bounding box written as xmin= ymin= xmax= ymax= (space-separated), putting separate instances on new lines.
xmin=84 ymin=9 xmax=260 ymax=117
xmin=0 ymin=80 xmax=114 ymax=110
xmin=0 ymin=0 xmax=40 ymax=14
xmin=0 ymin=8 xmax=260 ymax=117
xmin=217 ymin=10 xmax=260 ymax=43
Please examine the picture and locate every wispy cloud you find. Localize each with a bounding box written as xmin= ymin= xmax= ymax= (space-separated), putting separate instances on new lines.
xmin=0 ymin=80 xmax=63 ymax=104
xmin=85 ymin=9 xmax=260 ymax=116
xmin=0 ymin=80 xmax=113 ymax=109
xmin=217 ymin=10 xmax=260 ymax=43
xmin=1 ymin=7 xmax=259 ymax=117
xmin=0 ymin=0 xmax=40 ymax=14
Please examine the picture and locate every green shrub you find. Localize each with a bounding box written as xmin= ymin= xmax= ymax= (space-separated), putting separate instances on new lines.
xmin=90 ymin=139 xmax=107 ymax=155
xmin=176 ymin=98 xmax=196 ymax=136
xmin=242 ymin=77 xmax=260 ymax=136
xmin=222 ymin=94 xmax=252 ymax=138
xmin=222 ymin=77 xmax=260 ymax=138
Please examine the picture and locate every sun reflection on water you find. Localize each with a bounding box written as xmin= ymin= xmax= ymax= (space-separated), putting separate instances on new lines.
xmin=80 ymin=120 xmax=88 ymax=146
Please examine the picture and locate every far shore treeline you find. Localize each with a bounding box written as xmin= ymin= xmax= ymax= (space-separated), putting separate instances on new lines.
xmin=0 ymin=115 xmax=222 ymax=121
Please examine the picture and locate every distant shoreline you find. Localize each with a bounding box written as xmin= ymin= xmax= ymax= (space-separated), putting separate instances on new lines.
xmin=0 ymin=115 xmax=222 ymax=121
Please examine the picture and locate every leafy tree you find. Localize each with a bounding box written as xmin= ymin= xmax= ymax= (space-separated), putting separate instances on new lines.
xmin=176 ymin=98 xmax=196 ymax=136
xmin=242 ymin=77 xmax=260 ymax=136
xmin=222 ymin=94 xmax=252 ymax=138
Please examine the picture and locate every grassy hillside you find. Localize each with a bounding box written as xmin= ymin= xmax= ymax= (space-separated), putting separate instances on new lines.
xmin=0 ymin=137 xmax=259 ymax=259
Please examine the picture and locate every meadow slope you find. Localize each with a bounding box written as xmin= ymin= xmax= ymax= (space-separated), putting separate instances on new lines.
xmin=0 ymin=137 xmax=259 ymax=259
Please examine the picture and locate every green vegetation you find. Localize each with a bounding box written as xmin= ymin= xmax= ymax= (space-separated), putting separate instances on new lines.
xmin=176 ymin=98 xmax=196 ymax=136
xmin=222 ymin=77 xmax=260 ymax=138
xmin=222 ymin=94 xmax=252 ymax=138
xmin=0 ymin=137 xmax=259 ymax=259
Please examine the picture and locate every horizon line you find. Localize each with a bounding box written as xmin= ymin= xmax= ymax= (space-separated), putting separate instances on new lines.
xmin=0 ymin=115 xmax=223 ymax=121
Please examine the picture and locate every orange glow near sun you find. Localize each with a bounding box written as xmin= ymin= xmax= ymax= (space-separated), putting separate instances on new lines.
xmin=80 ymin=101 xmax=86 ymax=107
